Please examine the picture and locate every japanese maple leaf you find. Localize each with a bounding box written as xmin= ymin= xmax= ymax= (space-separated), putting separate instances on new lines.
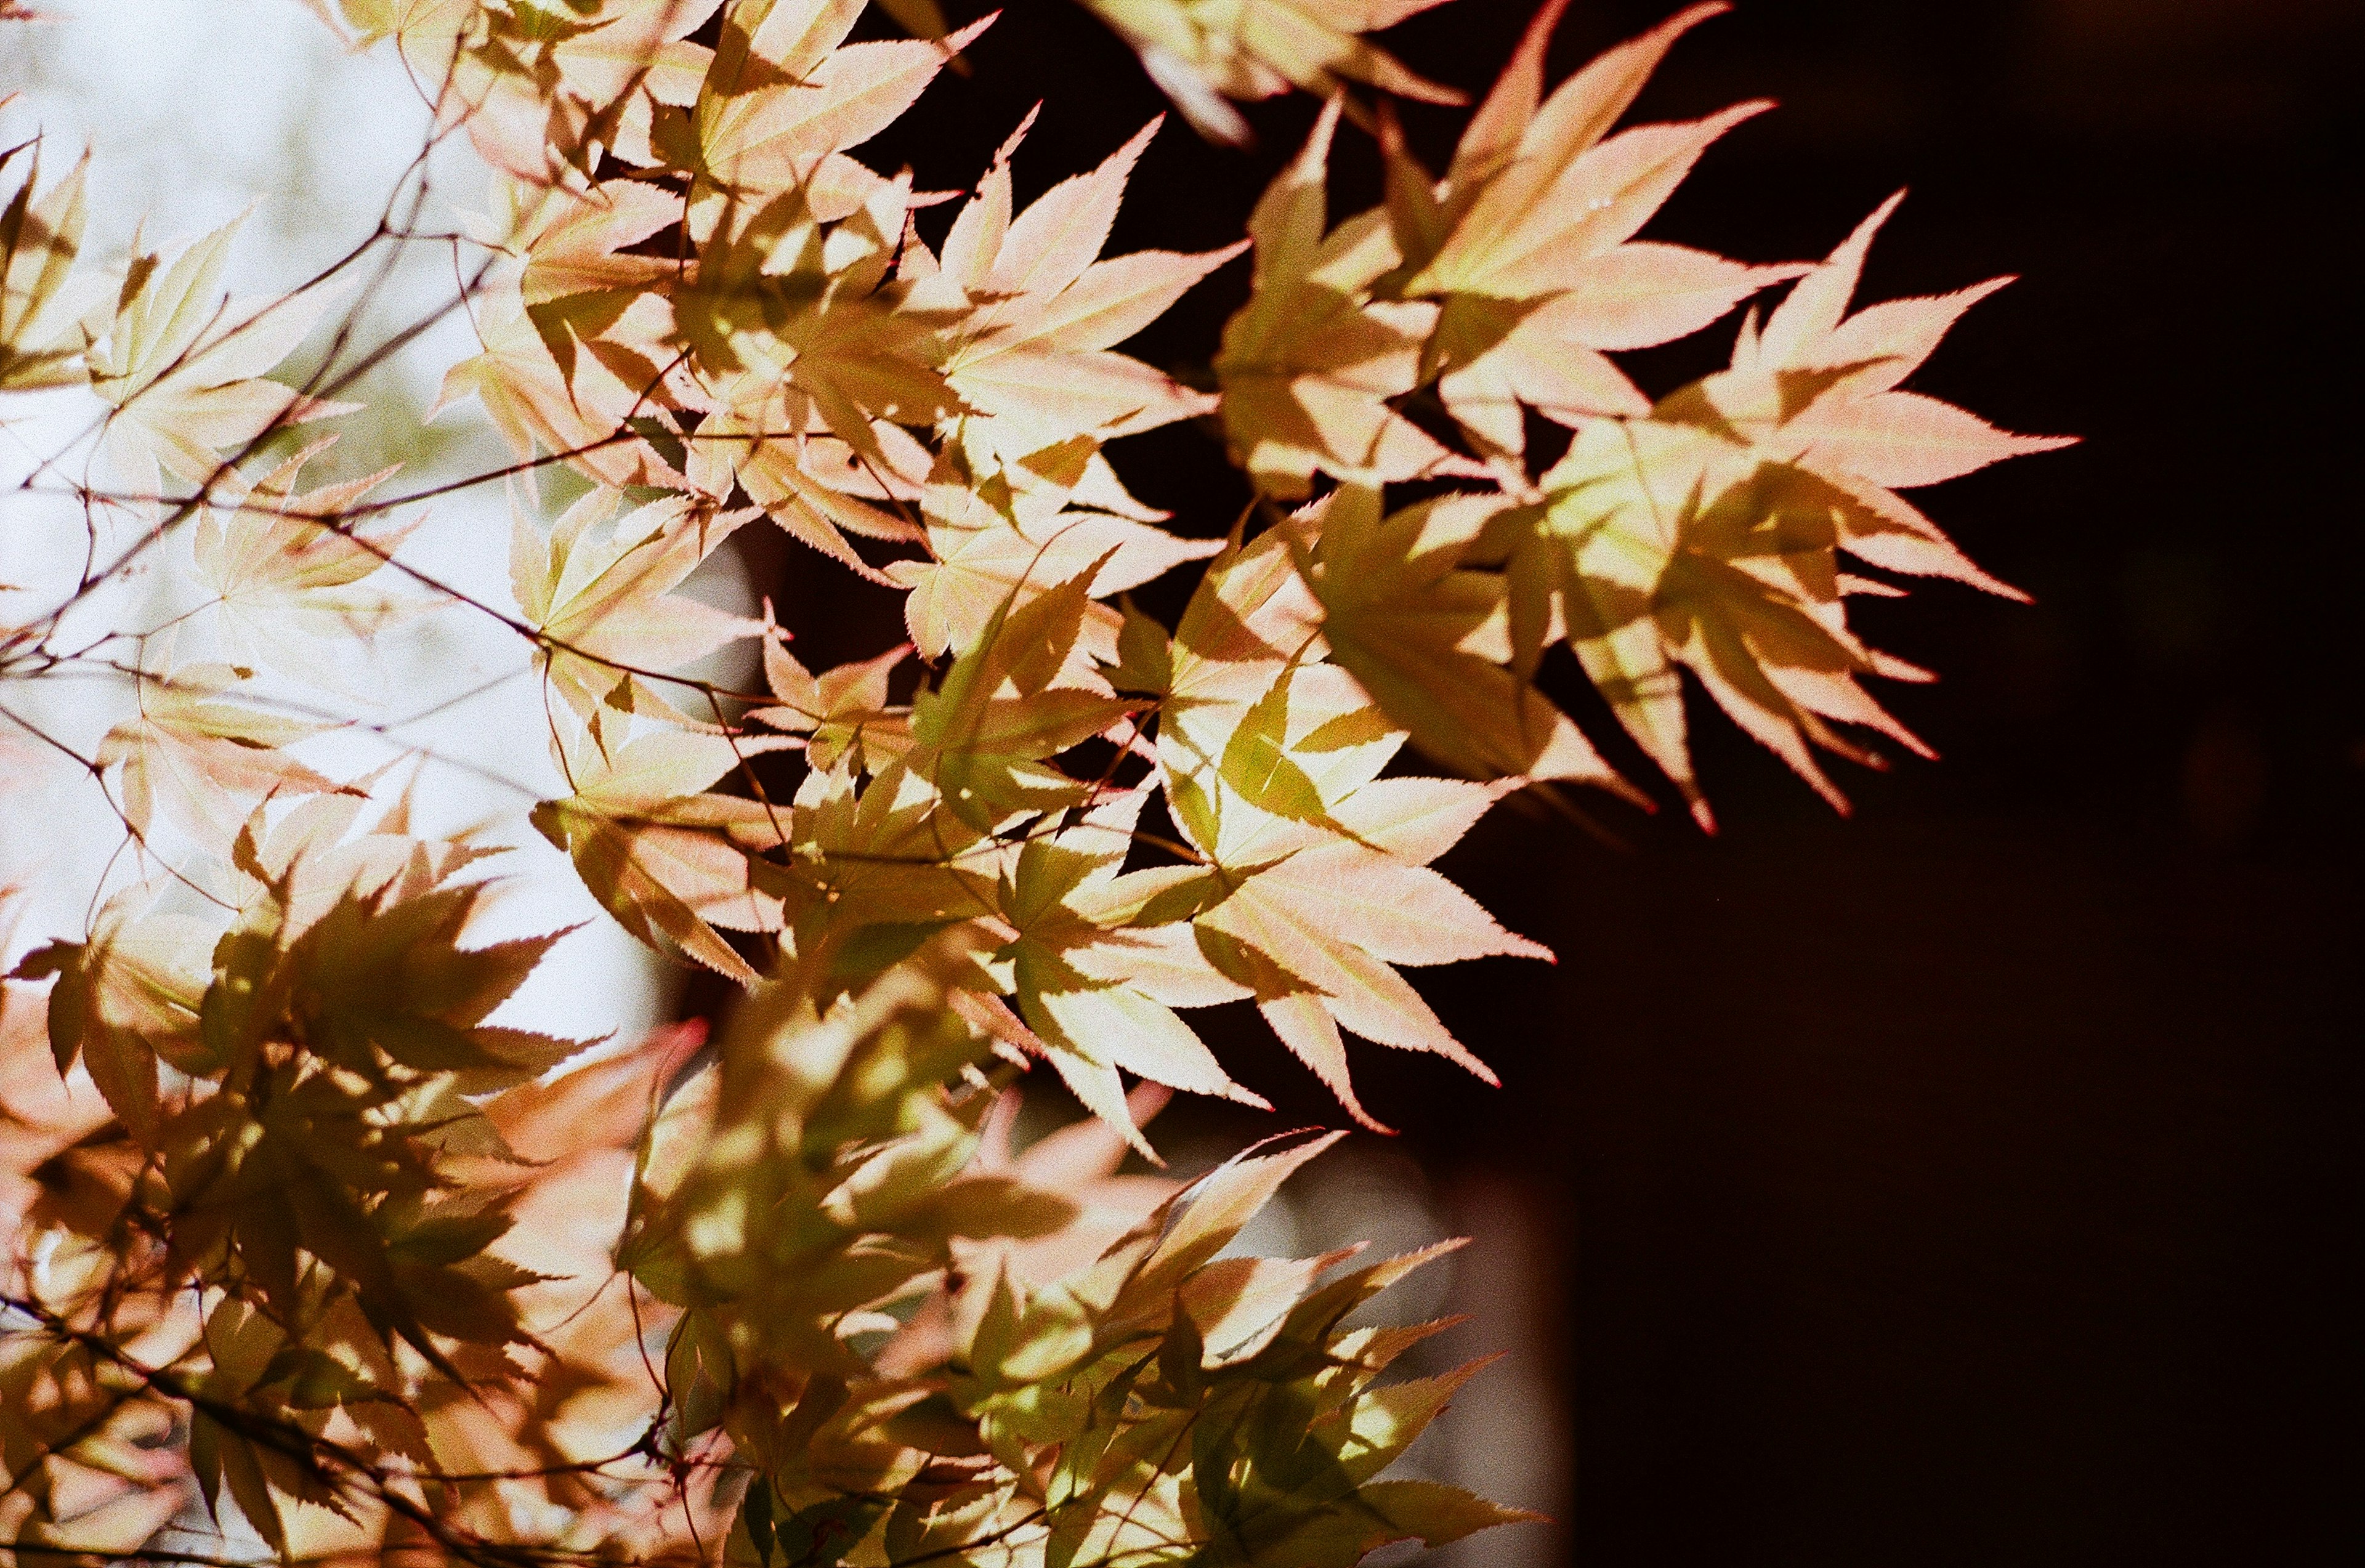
xmin=220 ymin=786 xmax=504 ymax=938
xmin=9 ymin=886 xmax=212 ymax=1139
xmin=1540 ymin=423 xmax=1935 ymax=820
xmin=95 ymin=663 xmax=350 ymax=845
xmin=1390 ymin=2 xmax=1800 ymax=463
xmin=190 ymin=440 xmax=414 ymax=683
xmin=509 ymin=488 xmax=758 ymax=723
xmin=890 ymin=440 xmax=1219 ymax=669
xmin=686 ymin=373 xmax=929 ymax=585
xmin=937 ymin=1081 xmax=1178 ymax=1304
xmin=1154 ymin=530 xmax=1549 ymax=1126
xmin=1293 ymin=483 xmax=1626 ymax=789
xmin=691 ymin=1 xmax=992 ymax=218
xmin=747 ymin=616 xmax=912 ymax=772
xmin=532 ymin=718 xmax=787 ymax=985
xmin=414 ymin=0 xmax=723 ymax=184
xmin=908 ymin=564 xmax=1142 ymax=834
xmin=86 ymin=223 xmax=346 ymax=500
xmin=515 ymin=177 xmax=695 ymax=398
xmin=466 ymin=1022 xmax=708 ymax=1451
xmin=1511 ymin=195 xmax=2072 ymax=821
xmin=1215 ymin=99 xmax=1482 ymax=499
xmin=680 ymin=177 xmax=964 ymax=569
xmin=437 ymin=280 xmax=691 ymax=492
xmin=780 ymin=753 xmax=998 ymax=941
xmin=1080 ymin=0 xmax=1466 ymax=147
xmin=991 ymin=792 xmax=1267 ymax=1152
xmin=0 ymin=143 xmax=94 ymax=392
xmin=284 ymin=877 xmax=588 ymax=1091
xmin=0 ymin=951 xmax=126 ymax=1236
xmin=914 ymin=114 xmax=1245 ymax=474
xmin=1664 ymin=190 xmax=2076 ymax=591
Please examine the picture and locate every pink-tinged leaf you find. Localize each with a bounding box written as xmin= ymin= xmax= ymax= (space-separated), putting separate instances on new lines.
xmin=1319 ymin=775 xmax=1516 ymax=867
xmin=1445 ymin=1 xmax=1730 ymax=224
xmin=1234 ymin=846 xmax=1551 ymax=968
xmin=1809 ymin=467 xmax=2031 ymax=600
xmin=1545 ymin=241 xmax=1808 ymax=351
xmin=1447 ymin=0 xmax=1575 ymax=198
xmin=700 ymin=16 xmax=995 ymax=188
xmin=1757 ymin=188 xmax=1907 ymax=365
xmin=1424 ymin=100 xmax=1773 ymax=299
xmin=1799 ymin=388 xmax=2079 ymax=489
xmin=1021 ymin=242 xmax=1249 ymax=354
xmin=986 ymin=116 xmax=1161 ymax=301
xmin=1814 ymin=276 xmax=2016 ymax=397
xmin=1259 ymin=990 xmax=1391 ymax=1132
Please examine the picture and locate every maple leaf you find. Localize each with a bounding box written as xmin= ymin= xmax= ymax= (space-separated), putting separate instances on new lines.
xmin=679 ymin=177 xmax=965 ymax=569
xmin=1664 ymin=190 xmax=2076 ymax=588
xmin=1295 ymin=483 xmax=1628 ymax=788
xmin=318 ymin=0 xmax=473 ymax=51
xmin=514 ymin=176 xmax=697 ymax=402
xmin=436 ymin=278 xmax=691 ymax=491
xmin=1506 ymin=196 xmax=2072 ymax=821
xmin=1367 ymin=2 xmax=1800 ymax=463
xmin=1215 ymin=98 xmax=1482 ymax=499
xmin=86 ymin=223 xmax=346 ymax=500
xmin=283 ymin=877 xmax=587 ymax=1093
xmin=510 ymin=488 xmax=758 ymax=723
xmin=918 ymin=114 xmax=1245 ymax=472
xmin=433 ymin=0 xmax=724 ymax=183
xmin=692 ymin=2 xmax=989 ymax=211
xmin=0 ymin=969 xmax=119 ymax=1230
xmin=9 ymin=889 xmax=211 ymax=1140
xmin=1152 ymin=527 xmax=1551 ymax=1126
xmin=747 ymin=615 xmax=912 ymax=771
xmin=945 ymin=1080 xmax=1178 ymax=1299
xmin=908 ymin=562 xmax=1142 ymax=835
xmin=1550 ymin=427 xmax=1939 ymax=818
xmin=222 ymin=783 xmax=505 ymax=939
xmin=95 ymin=663 xmax=351 ymax=844
xmin=448 ymin=1022 xmax=703 ymax=1479
xmin=889 ymin=440 xmax=1219 ymax=668
xmin=532 ymin=717 xmax=788 ymax=985
xmin=777 ymin=752 xmax=997 ymax=945
xmin=1080 ymin=0 xmax=1466 ymax=147
xmin=991 ymin=792 xmax=1266 ymax=1152
xmin=687 ymin=371 xmax=931 ymax=584
xmin=190 ymin=440 xmax=414 ymax=682
xmin=929 ymin=1129 xmax=1532 ymax=1562
xmin=0 ymin=142 xmax=94 ymax=392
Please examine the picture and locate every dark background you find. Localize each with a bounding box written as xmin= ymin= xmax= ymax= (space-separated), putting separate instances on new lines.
xmin=740 ymin=1 xmax=2365 ymax=1560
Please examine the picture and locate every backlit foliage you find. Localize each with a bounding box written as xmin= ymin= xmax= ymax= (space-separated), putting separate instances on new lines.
xmin=0 ymin=1 xmax=2066 ymax=1563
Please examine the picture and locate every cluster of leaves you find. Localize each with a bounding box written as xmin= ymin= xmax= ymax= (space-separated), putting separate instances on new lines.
xmin=0 ymin=0 xmax=2066 ymax=1563
xmin=631 ymin=932 xmax=1527 ymax=1567
xmin=1213 ymin=0 xmax=2071 ymax=825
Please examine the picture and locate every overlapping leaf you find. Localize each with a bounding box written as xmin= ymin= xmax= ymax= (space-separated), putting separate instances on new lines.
xmin=511 ymin=487 xmax=757 ymax=722
xmin=921 ymin=114 xmax=1244 ymax=470
xmin=532 ymin=717 xmax=788 ymax=984
xmin=1081 ymin=0 xmax=1466 ymax=147
xmin=86 ymin=223 xmax=342 ymax=499
xmin=0 ymin=141 xmax=92 ymax=392
xmin=1216 ymin=99 xmax=1479 ymax=498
